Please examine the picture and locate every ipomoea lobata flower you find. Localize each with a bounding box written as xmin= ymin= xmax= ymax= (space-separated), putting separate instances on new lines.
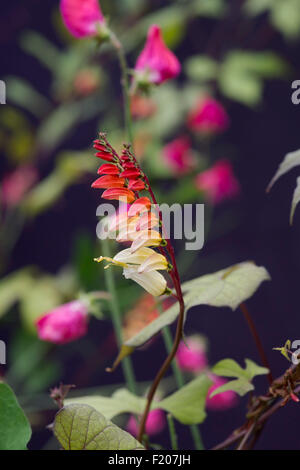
xmin=134 ymin=24 xmax=181 ymax=87
xmin=60 ymin=0 xmax=107 ymax=39
xmin=94 ymin=247 xmax=169 ymax=296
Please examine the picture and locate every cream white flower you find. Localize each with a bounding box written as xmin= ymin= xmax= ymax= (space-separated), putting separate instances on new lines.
xmin=123 ymin=266 xmax=167 ymax=296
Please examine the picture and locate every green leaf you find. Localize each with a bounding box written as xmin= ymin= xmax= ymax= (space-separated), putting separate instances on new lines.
xmin=0 ymin=383 xmax=31 ymax=450
xmin=0 ymin=270 xmax=33 ymax=319
xmin=159 ymin=374 xmax=212 ymax=425
xmin=53 ymin=404 xmax=144 ymax=450
xmin=211 ymin=358 xmax=269 ymax=397
xmin=20 ymin=277 xmax=62 ymax=332
xmin=185 ymin=55 xmax=219 ymax=82
xmin=182 ymin=261 xmax=271 ymax=310
xmin=271 ymin=0 xmax=300 ymax=39
xmin=67 ymin=375 xmax=212 ymax=426
xmin=112 ymin=262 xmax=270 ymax=365
xmin=20 ymin=31 xmax=62 ymax=71
xmin=66 ymin=388 xmax=146 ymax=420
xmin=267 ymin=148 xmax=300 ymax=191
xmin=5 ymin=77 xmax=51 ymax=118
xmin=210 ymin=378 xmax=254 ymax=397
xmin=219 ymin=51 xmax=288 ymax=106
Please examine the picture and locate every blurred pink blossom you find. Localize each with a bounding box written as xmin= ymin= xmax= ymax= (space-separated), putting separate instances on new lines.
xmin=135 ymin=25 xmax=181 ymax=85
xmin=36 ymin=300 xmax=88 ymax=344
xmin=176 ymin=336 xmax=208 ymax=373
xmin=195 ymin=159 xmax=240 ymax=204
xmin=187 ymin=96 xmax=229 ymax=134
xmin=206 ymin=375 xmax=238 ymax=411
xmin=127 ymin=409 xmax=165 ymax=437
xmin=60 ymin=0 xmax=105 ymax=38
xmin=1 ymin=166 xmax=38 ymax=208
xmin=163 ymin=137 xmax=195 ymax=174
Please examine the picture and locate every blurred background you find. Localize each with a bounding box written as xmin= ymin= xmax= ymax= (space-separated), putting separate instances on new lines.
xmin=1 ymin=0 xmax=300 ymax=450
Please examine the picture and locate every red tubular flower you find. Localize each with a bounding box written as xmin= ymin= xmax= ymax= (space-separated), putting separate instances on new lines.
xmin=134 ymin=24 xmax=181 ymax=86
xmin=102 ymin=188 xmax=136 ymax=203
xmin=128 ymin=197 xmax=152 ymax=217
xmin=97 ymin=164 xmax=120 ymax=175
xmin=92 ymin=175 xmax=125 ymax=189
xmin=60 ymin=0 xmax=106 ymax=39
xmin=95 ymin=152 xmax=115 ymax=162
xmin=128 ymin=179 xmax=146 ymax=191
xmin=120 ymin=169 xmax=142 ymax=179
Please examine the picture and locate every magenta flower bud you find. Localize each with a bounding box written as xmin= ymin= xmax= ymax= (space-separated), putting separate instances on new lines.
xmin=60 ymin=0 xmax=106 ymax=39
xmin=187 ymin=96 xmax=229 ymax=135
xmin=206 ymin=375 xmax=238 ymax=411
xmin=134 ymin=25 xmax=181 ymax=86
xmin=127 ymin=409 xmax=165 ymax=437
xmin=176 ymin=336 xmax=208 ymax=373
xmin=36 ymin=300 xmax=88 ymax=344
xmin=162 ymin=137 xmax=195 ymax=175
xmin=195 ymin=159 xmax=240 ymax=205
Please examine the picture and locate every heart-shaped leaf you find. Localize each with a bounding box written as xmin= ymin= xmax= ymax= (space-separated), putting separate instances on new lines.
xmin=53 ymin=404 xmax=144 ymax=450
xmin=0 ymin=383 xmax=32 ymax=450
xmin=110 ymin=262 xmax=270 ymax=368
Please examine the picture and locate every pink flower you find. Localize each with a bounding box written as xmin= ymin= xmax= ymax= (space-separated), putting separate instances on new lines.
xmin=176 ymin=336 xmax=208 ymax=373
xmin=1 ymin=166 xmax=38 ymax=208
xmin=36 ymin=301 xmax=88 ymax=344
xmin=195 ymin=159 xmax=240 ymax=204
xmin=206 ymin=375 xmax=238 ymax=411
xmin=134 ymin=25 xmax=181 ymax=85
xmin=60 ymin=0 xmax=105 ymax=38
xmin=163 ymin=137 xmax=195 ymax=174
xmin=187 ymin=96 xmax=229 ymax=134
xmin=127 ymin=409 xmax=165 ymax=437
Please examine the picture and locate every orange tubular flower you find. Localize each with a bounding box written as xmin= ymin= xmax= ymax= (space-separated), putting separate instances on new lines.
xmin=102 ymin=188 xmax=136 ymax=203
xmin=97 ymin=164 xmax=120 ymax=175
xmin=91 ymin=175 xmax=125 ymax=189
xmin=128 ymin=197 xmax=152 ymax=217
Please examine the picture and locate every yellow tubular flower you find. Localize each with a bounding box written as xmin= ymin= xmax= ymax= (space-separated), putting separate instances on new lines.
xmin=138 ymin=252 xmax=169 ymax=273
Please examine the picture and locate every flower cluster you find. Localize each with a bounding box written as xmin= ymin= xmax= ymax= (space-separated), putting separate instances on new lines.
xmin=92 ymin=134 xmax=171 ymax=297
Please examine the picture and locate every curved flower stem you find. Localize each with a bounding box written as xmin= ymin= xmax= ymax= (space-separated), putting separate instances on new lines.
xmin=101 ymin=238 xmax=137 ymax=394
xmin=162 ymin=325 xmax=204 ymax=450
xmin=240 ymin=302 xmax=273 ymax=385
xmin=137 ymin=295 xmax=185 ymax=442
xmin=109 ymin=32 xmax=134 ymax=146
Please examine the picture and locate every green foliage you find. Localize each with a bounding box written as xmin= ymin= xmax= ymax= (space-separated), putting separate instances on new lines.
xmin=211 ymin=359 xmax=269 ymax=397
xmin=67 ymin=374 xmax=212 ymax=425
xmin=4 ymin=77 xmax=52 ymax=118
xmin=158 ymin=374 xmax=212 ymax=425
xmin=0 ymin=383 xmax=32 ymax=450
xmin=245 ymin=0 xmax=300 ymax=40
xmin=185 ymin=55 xmax=219 ymax=82
xmin=53 ymin=404 xmax=144 ymax=450
xmin=0 ymin=269 xmax=33 ymax=319
xmin=219 ymin=51 xmax=288 ymax=106
xmin=112 ymin=262 xmax=270 ymax=364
